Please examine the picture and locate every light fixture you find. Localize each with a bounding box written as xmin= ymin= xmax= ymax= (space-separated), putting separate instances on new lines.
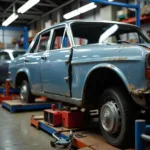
xmin=78 ymin=2 xmax=97 ymax=13
xmin=63 ymin=2 xmax=97 ymax=19
xmin=18 ymin=0 xmax=40 ymax=14
xmin=64 ymin=10 xmax=80 ymax=20
xmin=2 ymin=13 xmax=18 ymax=26
xmin=108 ymin=0 xmax=114 ymax=1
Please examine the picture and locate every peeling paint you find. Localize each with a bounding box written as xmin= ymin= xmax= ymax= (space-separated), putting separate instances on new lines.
xmin=104 ymin=57 xmax=127 ymax=61
xmin=129 ymin=84 xmax=150 ymax=95
xmin=128 ymin=84 xmax=135 ymax=91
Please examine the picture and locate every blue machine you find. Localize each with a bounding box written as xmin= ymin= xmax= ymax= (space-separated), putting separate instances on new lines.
xmin=89 ymin=0 xmax=141 ymax=27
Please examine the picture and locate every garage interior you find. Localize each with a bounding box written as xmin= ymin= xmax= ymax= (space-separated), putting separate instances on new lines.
xmin=0 ymin=0 xmax=150 ymax=150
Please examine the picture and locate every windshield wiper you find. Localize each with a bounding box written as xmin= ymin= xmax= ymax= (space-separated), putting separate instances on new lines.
xmin=117 ymin=40 xmax=131 ymax=44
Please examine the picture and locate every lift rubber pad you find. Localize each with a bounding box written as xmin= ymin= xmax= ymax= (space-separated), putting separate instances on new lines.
xmin=2 ymin=100 xmax=60 ymax=113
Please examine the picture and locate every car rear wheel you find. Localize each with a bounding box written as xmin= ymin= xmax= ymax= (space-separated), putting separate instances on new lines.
xmin=20 ymin=80 xmax=35 ymax=103
xmin=99 ymin=86 xmax=135 ymax=149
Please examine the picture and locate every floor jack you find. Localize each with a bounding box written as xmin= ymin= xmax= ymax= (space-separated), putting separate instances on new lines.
xmin=50 ymin=130 xmax=73 ymax=149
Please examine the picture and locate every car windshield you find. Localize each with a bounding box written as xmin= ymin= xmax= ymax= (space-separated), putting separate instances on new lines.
xmin=71 ymin=22 xmax=150 ymax=45
xmin=13 ymin=51 xmax=25 ymax=58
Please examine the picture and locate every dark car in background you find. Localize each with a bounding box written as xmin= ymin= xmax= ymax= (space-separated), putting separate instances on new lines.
xmin=0 ymin=49 xmax=25 ymax=83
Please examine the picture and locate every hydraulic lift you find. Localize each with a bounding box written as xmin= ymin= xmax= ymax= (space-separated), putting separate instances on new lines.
xmin=1 ymin=81 xmax=62 ymax=113
xmin=30 ymin=112 xmax=120 ymax=150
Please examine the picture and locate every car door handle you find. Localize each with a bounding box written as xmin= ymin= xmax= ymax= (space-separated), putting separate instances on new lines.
xmin=24 ymin=58 xmax=29 ymax=62
xmin=41 ymin=56 xmax=47 ymax=60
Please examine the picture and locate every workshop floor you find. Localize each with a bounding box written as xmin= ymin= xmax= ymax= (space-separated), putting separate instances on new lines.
xmin=0 ymin=106 xmax=63 ymax=150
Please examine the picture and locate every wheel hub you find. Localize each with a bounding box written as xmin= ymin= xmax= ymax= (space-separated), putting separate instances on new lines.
xmin=100 ymin=101 xmax=121 ymax=134
xmin=20 ymin=85 xmax=27 ymax=100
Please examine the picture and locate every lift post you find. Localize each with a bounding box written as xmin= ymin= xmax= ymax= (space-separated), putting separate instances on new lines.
xmin=89 ymin=0 xmax=141 ymax=27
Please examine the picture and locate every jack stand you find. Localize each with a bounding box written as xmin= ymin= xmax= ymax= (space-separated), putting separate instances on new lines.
xmin=50 ymin=130 xmax=73 ymax=149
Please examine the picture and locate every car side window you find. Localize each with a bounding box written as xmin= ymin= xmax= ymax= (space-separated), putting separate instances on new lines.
xmin=37 ymin=31 xmax=51 ymax=52
xmin=0 ymin=52 xmax=11 ymax=61
xmin=50 ymin=27 xmax=66 ymax=50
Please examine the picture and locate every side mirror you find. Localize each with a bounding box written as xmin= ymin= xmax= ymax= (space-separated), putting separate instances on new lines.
xmin=99 ymin=24 xmax=119 ymax=43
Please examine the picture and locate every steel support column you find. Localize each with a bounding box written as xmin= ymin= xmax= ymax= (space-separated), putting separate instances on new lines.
xmin=89 ymin=0 xmax=141 ymax=27
xmin=24 ymin=26 xmax=28 ymax=50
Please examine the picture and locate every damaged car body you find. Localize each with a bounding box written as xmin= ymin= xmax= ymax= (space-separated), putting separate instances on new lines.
xmin=8 ymin=20 xmax=150 ymax=148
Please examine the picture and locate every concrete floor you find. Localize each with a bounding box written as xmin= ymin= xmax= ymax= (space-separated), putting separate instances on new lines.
xmin=0 ymin=106 xmax=64 ymax=150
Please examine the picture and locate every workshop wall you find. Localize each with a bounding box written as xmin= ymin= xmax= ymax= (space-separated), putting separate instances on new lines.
xmin=0 ymin=30 xmax=23 ymax=49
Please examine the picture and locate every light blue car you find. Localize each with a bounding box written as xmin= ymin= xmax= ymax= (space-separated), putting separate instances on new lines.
xmin=8 ymin=20 xmax=150 ymax=148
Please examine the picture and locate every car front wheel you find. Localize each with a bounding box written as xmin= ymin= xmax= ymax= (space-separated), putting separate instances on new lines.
xmin=20 ymin=80 xmax=35 ymax=103
xmin=99 ymin=86 xmax=135 ymax=149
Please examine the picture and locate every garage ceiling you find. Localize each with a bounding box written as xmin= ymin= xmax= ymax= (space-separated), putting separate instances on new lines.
xmin=0 ymin=0 xmax=75 ymax=27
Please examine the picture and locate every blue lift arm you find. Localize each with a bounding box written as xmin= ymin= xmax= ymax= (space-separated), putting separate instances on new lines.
xmin=89 ymin=0 xmax=141 ymax=27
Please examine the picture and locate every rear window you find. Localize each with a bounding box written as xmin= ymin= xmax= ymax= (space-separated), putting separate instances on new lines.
xmin=13 ymin=51 xmax=25 ymax=58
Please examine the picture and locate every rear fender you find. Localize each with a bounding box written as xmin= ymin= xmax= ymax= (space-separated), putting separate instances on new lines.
xmin=83 ymin=63 xmax=130 ymax=97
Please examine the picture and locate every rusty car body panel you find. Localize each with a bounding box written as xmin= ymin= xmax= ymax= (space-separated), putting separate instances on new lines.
xmin=8 ymin=20 xmax=150 ymax=107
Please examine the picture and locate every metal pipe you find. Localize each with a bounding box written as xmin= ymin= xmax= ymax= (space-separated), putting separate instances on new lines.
xmin=90 ymin=0 xmax=139 ymax=8
xmin=90 ymin=0 xmax=140 ymax=27
xmin=136 ymin=6 xmax=141 ymax=27
xmin=0 ymin=26 xmax=24 ymax=31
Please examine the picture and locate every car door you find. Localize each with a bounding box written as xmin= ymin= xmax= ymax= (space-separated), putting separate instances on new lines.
xmin=41 ymin=25 xmax=72 ymax=97
xmin=0 ymin=52 xmax=11 ymax=82
xmin=24 ymin=30 xmax=51 ymax=92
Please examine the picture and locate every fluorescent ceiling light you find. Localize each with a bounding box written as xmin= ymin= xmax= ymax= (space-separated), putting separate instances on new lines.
xmin=108 ymin=0 xmax=114 ymax=1
xmin=18 ymin=0 xmax=40 ymax=14
xmin=63 ymin=2 xmax=97 ymax=19
xmin=78 ymin=2 xmax=97 ymax=13
xmin=64 ymin=10 xmax=80 ymax=20
xmin=2 ymin=13 xmax=18 ymax=26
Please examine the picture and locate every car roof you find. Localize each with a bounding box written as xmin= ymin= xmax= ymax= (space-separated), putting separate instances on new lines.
xmin=38 ymin=20 xmax=140 ymax=35
xmin=0 ymin=49 xmax=25 ymax=53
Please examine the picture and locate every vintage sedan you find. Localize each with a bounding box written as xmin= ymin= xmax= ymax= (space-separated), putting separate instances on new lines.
xmin=8 ymin=20 xmax=150 ymax=148
xmin=0 ymin=49 xmax=25 ymax=83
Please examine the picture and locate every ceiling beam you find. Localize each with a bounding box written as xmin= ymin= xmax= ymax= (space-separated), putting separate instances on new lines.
xmin=0 ymin=0 xmax=18 ymax=18
xmin=28 ymin=0 xmax=75 ymax=25
xmin=0 ymin=0 xmax=57 ymax=7
xmin=31 ymin=7 xmax=44 ymax=13
xmin=44 ymin=0 xmax=58 ymax=6
xmin=17 ymin=1 xmax=57 ymax=7
xmin=0 ymin=0 xmax=13 ymax=2
xmin=2 ymin=13 xmax=38 ymax=19
xmin=7 ymin=9 xmax=43 ymax=15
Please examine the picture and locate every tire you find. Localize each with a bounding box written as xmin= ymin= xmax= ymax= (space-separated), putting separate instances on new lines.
xmin=20 ymin=80 xmax=35 ymax=103
xmin=99 ymin=86 xmax=136 ymax=149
